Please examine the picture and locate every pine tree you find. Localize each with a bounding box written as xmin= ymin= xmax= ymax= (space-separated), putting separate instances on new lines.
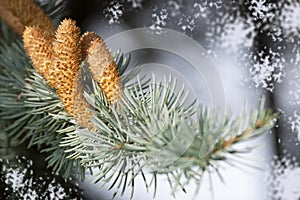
xmin=0 ymin=0 xmax=277 ymax=199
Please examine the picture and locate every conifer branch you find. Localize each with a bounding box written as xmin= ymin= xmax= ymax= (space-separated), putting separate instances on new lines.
xmin=0 ymin=1 xmax=278 ymax=199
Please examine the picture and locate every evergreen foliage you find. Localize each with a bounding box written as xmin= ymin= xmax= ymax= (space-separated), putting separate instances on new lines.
xmin=0 ymin=0 xmax=277 ymax=199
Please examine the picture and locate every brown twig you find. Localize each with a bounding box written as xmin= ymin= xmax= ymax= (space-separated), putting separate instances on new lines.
xmin=212 ymin=120 xmax=265 ymax=154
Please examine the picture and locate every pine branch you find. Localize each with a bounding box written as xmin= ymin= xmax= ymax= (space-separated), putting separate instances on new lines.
xmin=0 ymin=41 xmax=85 ymax=178
xmin=61 ymin=75 xmax=277 ymax=198
xmin=0 ymin=27 xmax=140 ymax=179
xmin=0 ymin=0 xmax=85 ymax=179
xmin=0 ymin=1 xmax=277 ymax=199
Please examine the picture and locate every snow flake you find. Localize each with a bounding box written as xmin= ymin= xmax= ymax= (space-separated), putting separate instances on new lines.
xmin=279 ymin=1 xmax=300 ymax=38
xmin=199 ymin=0 xmax=223 ymax=10
xmin=6 ymin=167 xmax=25 ymax=192
xmin=126 ymin=0 xmax=143 ymax=9
xmin=103 ymin=1 xmax=124 ymax=24
xmin=295 ymin=48 xmax=300 ymax=65
xmin=167 ymin=0 xmax=182 ymax=17
xmin=248 ymin=49 xmax=285 ymax=92
xmin=288 ymin=80 xmax=300 ymax=106
xmin=193 ymin=0 xmax=222 ymax=20
xmin=206 ymin=12 xmax=255 ymax=54
xmin=149 ymin=7 xmax=169 ymax=34
xmin=267 ymin=156 xmax=300 ymax=199
xmin=248 ymin=0 xmax=276 ymax=21
xmin=220 ymin=17 xmax=255 ymax=53
xmin=1 ymin=157 xmax=81 ymax=199
xmin=193 ymin=2 xmax=209 ymax=19
xmin=177 ymin=15 xmax=196 ymax=33
xmin=288 ymin=111 xmax=300 ymax=141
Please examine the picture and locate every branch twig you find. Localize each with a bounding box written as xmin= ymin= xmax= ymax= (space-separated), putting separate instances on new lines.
xmin=212 ymin=120 xmax=265 ymax=154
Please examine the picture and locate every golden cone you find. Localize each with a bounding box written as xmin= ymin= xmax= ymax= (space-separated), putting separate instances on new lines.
xmin=86 ymin=37 xmax=122 ymax=103
xmin=22 ymin=17 xmax=122 ymax=128
xmin=23 ymin=26 xmax=57 ymax=88
xmin=53 ymin=19 xmax=81 ymax=116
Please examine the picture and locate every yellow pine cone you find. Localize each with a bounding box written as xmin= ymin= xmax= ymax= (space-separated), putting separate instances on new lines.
xmin=74 ymin=31 xmax=123 ymax=129
xmin=23 ymin=26 xmax=57 ymax=88
xmin=86 ymin=36 xmax=122 ymax=103
xmin=22 ymin=18 xmax=122 ymax=128
xmin=53 ymin=19 xmax=81 ymax=116
xmin=0 ymin=0 xmax=55 ymax=35
xmin=100 ymin=62 xmax=122 ymax=103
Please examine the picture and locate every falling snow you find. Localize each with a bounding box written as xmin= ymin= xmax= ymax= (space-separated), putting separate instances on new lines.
xmin=192 ymin=0 xmax=223 ymax=22
xmin=219 ymin=16 xmax=255 ymax=53
xmin=103 ymin=1 xmax=124 ymax=24
xmin=288 ymin=66 xmax=300 ymax=106
xmin=294 ymin=48 xmax=300 ymax=65
xmin=288 ymin=82 xmax=300 ymax=106
xmin=206 ymin=12 xmax=256 ymax=54
xmin=267 ymin=156 xmax=300 ymax=199
xmin=248 ymin=49 xmax=285 ymax=92
xmin=177 ymin=15 xmax=196 ymax=33
xmin=279 ymin=1 xmax=300 ymax=38
xmin=149 ymin=0 xmax=219 ymax=35
xmin=126 ymin=0 xmax=143 ymax=9
xmin=1 ymin=157 xmax=81 ymax=199
xmin=167 ymin=0 xmax=182 ymax=17
xmin=248 ymin=0 xmax=276 ymax=21
xmin=288 ymin=111 xmax=300 ymax=141
xmin=195 ymin=0 xmax=223 ymax=10
xmin=149 ymin=7 xmax=169 ymax=34
xmin=193 ymin=2 xmax=209 ymax=19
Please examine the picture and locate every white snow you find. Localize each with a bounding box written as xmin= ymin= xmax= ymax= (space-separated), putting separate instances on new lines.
xmin=248 ymin=0 xmax=276 ymax=21
xmin=149 ymin=7 xmax=169 ymax=34
xmin=1 ymin=157 xmax=79 ymax=199
xmin=248 ymin=49 xmax=285 ymax=92
xmin=288 ymin=111 xmax=300 ymax=141
xmin=279 ymin=1 xmax=300 ymax=37
xmin=177 ymin=15 xmax=196 ymax=32
xmin=126 ymin=0 xmax=143 ymax=9
xmin=220 ymin=16 xmax=255 ymax=53
xmin=103 ymin=1 xmax=124 ymax=24
xmin=267 ymin=156 xmax=300 ymax=199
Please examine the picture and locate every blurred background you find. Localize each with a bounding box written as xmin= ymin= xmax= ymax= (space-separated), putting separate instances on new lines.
xmin=2 ymin=0 xmax=300 ymax=199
